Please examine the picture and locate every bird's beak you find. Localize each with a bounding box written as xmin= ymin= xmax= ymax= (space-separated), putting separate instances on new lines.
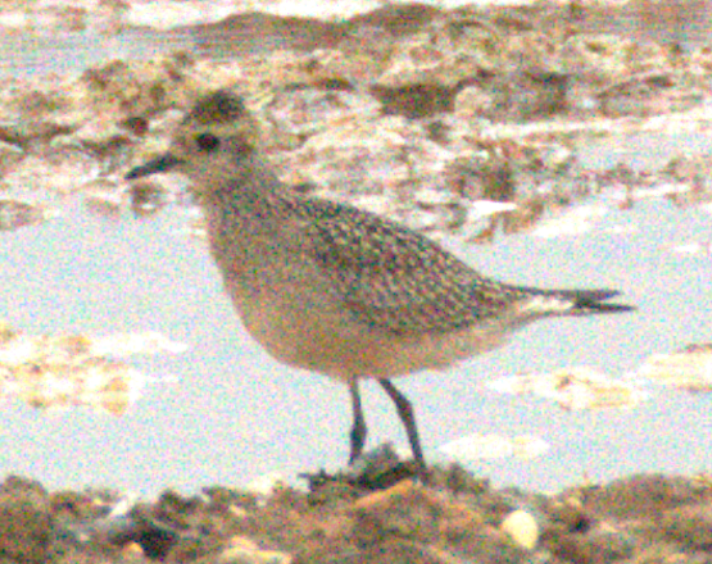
xmin=125 ymin=153 xmax=184 ymax=180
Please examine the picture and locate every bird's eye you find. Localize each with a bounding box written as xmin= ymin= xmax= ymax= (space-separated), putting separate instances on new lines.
xmin=195 ymin=133 xmax=220 ymax=152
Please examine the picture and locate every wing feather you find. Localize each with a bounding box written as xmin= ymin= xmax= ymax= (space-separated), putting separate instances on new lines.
xmin=284 ymin=197 xmax=516 ymax=334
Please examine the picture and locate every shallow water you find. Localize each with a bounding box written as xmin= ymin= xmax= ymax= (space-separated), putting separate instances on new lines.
xmin=2 ymin=182 xmax=711 ymax=494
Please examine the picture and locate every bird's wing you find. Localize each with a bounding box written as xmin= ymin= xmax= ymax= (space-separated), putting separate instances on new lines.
xmin=285 ymin=196 xmax=519 ymax=335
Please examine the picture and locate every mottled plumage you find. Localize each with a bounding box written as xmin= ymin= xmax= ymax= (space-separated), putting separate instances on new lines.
xmin=126 ymin=89 xmax=634 ymax=474
xmin=287 ymin=196 xmax=528 ymax=334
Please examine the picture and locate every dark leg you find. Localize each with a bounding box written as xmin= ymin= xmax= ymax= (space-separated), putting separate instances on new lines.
xmin=348 ymin=381 xmax=367 ymax=465
xmin=378 ymin=379 xmax=426 ymax=471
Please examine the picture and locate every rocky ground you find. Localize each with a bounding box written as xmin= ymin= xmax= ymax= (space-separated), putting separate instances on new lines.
xmin=4 ymin=448 xmax=712 ymax=563
xmin=2 ymin=0 xmax=712 ymax=238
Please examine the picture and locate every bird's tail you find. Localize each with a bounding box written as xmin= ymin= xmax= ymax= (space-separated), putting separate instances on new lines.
xmin=518 ymin=287 xmax=635 ymax=317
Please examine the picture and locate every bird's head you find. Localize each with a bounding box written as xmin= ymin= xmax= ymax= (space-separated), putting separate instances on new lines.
xmin=125 ymin=89 xmax=263 ymax=198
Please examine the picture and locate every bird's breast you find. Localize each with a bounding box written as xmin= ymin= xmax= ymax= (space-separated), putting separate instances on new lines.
xmin=200 ymin=200 xmax=527 ymax=381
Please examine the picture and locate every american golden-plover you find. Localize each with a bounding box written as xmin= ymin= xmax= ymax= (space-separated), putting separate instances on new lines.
xmin=126 ymin=89 xmax=634 ymax=473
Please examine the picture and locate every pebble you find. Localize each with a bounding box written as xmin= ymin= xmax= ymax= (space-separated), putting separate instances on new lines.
xmin=500 ymin=509 xmax=539 ymax=550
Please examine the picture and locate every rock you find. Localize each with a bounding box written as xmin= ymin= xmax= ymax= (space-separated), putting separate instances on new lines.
xmin=198 ymin=537 xmax=292 ymax=564
xmin=501 ymin=509 xmax=539 ymax=550
xmin=0 ymin=476 xmax=53 ymax=564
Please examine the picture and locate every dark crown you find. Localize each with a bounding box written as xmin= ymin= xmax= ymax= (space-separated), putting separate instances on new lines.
xmin=185 ymin=89 xmax=246 ymax=125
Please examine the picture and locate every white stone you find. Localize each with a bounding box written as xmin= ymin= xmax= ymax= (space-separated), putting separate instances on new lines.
xmin=501 ymin=509 xmax=539 ymax=550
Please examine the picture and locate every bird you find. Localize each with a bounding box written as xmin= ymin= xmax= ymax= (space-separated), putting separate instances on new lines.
xmin=125 ymin=89 xmax=634 ymax=475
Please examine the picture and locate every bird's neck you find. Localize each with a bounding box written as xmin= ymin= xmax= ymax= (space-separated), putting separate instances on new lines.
xmin=201 ymin=154 xmax=290 ymax=246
